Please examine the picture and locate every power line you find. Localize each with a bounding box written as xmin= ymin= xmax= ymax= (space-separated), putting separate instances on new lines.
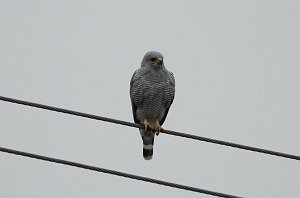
xmin=0 ymin=95 xmax=299 ymax=161
xmin=0 ymin=146 xmax=242 ymax=198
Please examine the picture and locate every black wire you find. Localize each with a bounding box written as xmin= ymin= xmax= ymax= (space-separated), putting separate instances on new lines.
xmin=0 ymin=146 xmax=242 ymax=198
xmin=0 ymin=95 xmax=299 ymax=161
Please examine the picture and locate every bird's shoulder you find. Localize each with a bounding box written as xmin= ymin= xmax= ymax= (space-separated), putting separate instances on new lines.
xmin=165 ymin=69 xmax=175 ymax=86
xmin=130 ymin=67 xmax=151 ymax=85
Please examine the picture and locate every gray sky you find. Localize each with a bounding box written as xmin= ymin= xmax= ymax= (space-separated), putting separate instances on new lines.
xmin=0 ymin=1 xmax=299 ymax=197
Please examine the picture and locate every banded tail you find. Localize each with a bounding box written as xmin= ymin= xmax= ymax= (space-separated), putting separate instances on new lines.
xmin=140 ymin=129 xmax=155 ymax=160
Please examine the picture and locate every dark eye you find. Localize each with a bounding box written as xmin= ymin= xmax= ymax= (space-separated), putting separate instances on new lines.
xmin=150 ymin=58 xmax=156 ymax=62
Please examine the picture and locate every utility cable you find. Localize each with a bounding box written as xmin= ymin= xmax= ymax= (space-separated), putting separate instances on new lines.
xmin=0 ymin=146 xmax=242 ymax=198
xmin=0 ymin=95 xmax=299 ymax=161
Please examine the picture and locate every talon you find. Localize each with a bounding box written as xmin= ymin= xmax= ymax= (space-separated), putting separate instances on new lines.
xmin=156 ymin=127 xmax=164 ymax=136
xmin=143 ymin=119 xmax=152 ymax=131
xmin=154 ymin=120 xmax=164 ymax=136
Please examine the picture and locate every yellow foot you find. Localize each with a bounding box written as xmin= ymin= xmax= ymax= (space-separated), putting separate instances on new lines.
xmin=154 ymin=120 xmax=164 ymax=136
xmin=143 ymin=119 xmax=153 ymax=131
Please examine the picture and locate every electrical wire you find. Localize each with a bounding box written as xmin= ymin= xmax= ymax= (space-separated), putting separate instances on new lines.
xmin=0 ymin=146 xmax=242 ymax=198
xmin=0 ymin=95 xmax=299 ymax=161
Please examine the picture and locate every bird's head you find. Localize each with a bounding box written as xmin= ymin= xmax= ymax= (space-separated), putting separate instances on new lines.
xmin=141 ymin=51 xmax=164 ymax=68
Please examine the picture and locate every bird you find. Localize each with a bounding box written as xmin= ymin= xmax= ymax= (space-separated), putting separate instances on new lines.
xmin=130 ymin=51 xmax=175 ymax=160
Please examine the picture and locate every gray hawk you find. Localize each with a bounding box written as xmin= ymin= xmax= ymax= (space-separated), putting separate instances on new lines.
xmin=130 ymin=51 xmax=175 ymax=160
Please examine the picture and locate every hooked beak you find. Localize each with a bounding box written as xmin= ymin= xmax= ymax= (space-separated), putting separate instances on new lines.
xmin=156 ymin=57 xmax=163 ymax=65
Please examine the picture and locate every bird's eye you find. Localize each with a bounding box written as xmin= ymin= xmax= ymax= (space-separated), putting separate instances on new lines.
xmin=150 ymin=58 xmax=156 ymax=62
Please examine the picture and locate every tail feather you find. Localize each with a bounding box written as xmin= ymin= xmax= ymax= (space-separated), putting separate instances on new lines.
xmin=140 ymin=129 xmax=154 ymax=160
xmin=143 ymin=144 xmax=153 ymax=160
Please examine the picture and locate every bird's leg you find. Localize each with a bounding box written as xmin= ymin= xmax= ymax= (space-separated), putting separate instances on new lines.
xmin=154 ymin=120 xmax=164 ymax=136
xmin=143 ymin=119 xmax=153 ymax=131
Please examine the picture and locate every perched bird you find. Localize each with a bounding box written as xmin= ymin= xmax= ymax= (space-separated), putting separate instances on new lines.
xmin=130 ymin=51 xmax=175 ymax=160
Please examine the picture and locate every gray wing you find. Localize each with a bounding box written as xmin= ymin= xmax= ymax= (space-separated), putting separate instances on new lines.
xmin=130 ymin=69 xmax=147 ymax=124
xmin=130 ymin=70 xmax=139 ymax=124
xmin=159 ymin=71 xmax=175 ymax=125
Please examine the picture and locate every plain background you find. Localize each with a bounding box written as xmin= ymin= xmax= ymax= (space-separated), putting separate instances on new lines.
xmin=0 ymin=1 xmax=299 ymax=197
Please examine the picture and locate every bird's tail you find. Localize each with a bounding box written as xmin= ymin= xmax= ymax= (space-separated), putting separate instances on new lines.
xmin=140 ymin=129 xmax=155 ymax=160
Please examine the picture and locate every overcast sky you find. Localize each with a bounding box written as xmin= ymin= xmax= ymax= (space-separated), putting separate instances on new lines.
xmin=0 ymin=1 xmax=299 ymax=197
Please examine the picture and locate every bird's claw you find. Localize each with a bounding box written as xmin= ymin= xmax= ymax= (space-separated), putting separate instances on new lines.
xmin=154 ymin=120 xmax=164 ymax=136
xmin=143 ymin=119 xmax=153 ymax=131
